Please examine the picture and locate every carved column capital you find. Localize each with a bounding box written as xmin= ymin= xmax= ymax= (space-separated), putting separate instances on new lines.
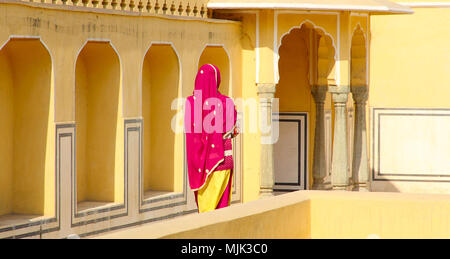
xmin=257 ymin=83 xmax=276 ymax=98
xmin=311 ymin=85 xmax=328 ymax=104
xmin=329 ymin=85 xmax=349 ymax=104
xmin=351 ymin=86 xmax=368 ymax=104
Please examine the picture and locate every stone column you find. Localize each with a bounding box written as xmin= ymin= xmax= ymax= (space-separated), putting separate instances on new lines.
xmin=351 ymin=86 xmax=370 ymax=191
xmin=311 ymin=85 xmax=331 ymax=190
xmin=329 ymin=85 xmax=350 ymax=190
xmin=257 ymin=83 xmax=276 ymax=198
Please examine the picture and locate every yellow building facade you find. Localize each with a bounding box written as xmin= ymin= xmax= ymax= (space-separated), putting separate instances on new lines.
xmin=0 ymin=0 xmax=448 ymax=239
xmin=369 ymin=1 xmax=450 ymax=193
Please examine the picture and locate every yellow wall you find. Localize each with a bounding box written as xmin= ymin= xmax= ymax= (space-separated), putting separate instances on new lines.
xmin=76 ymin=42 xmax=121 ymax=203
xmin=143 ymin=44 xmax=180 ymax=192
xmin=0 ymin=42 xmax=14 ymax=216
xmin=240 ymin=13 xmax=260 ymax=203
xmin=258 ymin=10 xmax=276 ymax=84
xmin=0 ymin=1 xmax=242 ymax=238
xmin=0 ymin=38 xmax=54 ymax=216
xmin=0 ymin=5 xmax=241 ymax=124
xmin=0 ymin=2 xmax=240 ymax=219
xmin=309 ymin=191 xmax=450 ymax=239
xmin=367 ymin=5 xmax=450 ymax=193
xmin=370 ymin=7 xmax=450 ymax=108
xmin=198 ymin=46 xmax=231 ymax=96
xmin=234 ymin=12 xmax=261 ymax=203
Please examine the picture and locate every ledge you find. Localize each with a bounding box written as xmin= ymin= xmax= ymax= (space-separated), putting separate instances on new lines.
xmin=208 ymin=0 xmax=414 ymax=14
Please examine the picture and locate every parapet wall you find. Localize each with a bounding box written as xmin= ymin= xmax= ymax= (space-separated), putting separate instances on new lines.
xmin=98 ymin=191 xmax=450 ymax=239
xmin=12 ymin=0 xmax=210 ymax=17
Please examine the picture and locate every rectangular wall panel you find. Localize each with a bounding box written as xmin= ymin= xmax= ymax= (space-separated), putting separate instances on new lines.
xmin=274 ymin=113 xmax=308 ymax=191
xmin=372 ymin=108 xmax=450 ymax=182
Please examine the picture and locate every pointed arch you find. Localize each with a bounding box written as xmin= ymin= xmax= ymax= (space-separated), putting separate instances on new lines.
xmin=351 ymin=24 xmax=367 ymax=86
xmin=141 ymin=42 xmax=181 ymax=197
xmin=198 ymin=44 xmax=232 ymax=97
xmin=0 ymin=36 xmax=54 ymax=217
xmin=75 ymin=40 xmax=122 ymax=206
xmin=276 ymin=19 xmax=337 ymax=85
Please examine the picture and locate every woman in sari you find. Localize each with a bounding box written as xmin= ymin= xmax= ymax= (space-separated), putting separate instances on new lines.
xmin=185 ymin=64 xmax=238 ymax=213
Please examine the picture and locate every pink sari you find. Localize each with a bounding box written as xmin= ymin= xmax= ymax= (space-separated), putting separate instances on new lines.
xmin=185 ymin=64 xmax=237 ymax=212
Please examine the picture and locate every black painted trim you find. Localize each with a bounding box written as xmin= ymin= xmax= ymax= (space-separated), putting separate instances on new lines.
xmin=273 ymin=113 xmax=308 ymax=190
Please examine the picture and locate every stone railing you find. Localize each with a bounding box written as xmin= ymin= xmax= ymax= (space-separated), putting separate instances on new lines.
xmin=21 ymin=0 xmax=210 ymax=17
xmin=97 ymin=191 xmax=450 ymax=239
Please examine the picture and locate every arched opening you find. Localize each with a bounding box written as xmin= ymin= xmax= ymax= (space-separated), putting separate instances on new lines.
xmin=0 ymin=38 xmax=53 ymax=221
xmin=351 ymin=26 xmax=367 ymax=87
xmin=350 ymin=26 xmax=368 ymax=188
xmin=277 ymin=26 xmax=311 ymax=112
xmin=198 ymin=46 xmax=230 ymax=96
xmin=275 ymin=23 xmax=336 ymax=191
xmin=75 ymin=41 xmax=121 ymax=210
xmin=349 ymin=25 xmax=367 ymax=167
xmin=142 ymin=44 xmax=181 ymax=199
xmin=317 ymin=33 xmax=337 ymax=181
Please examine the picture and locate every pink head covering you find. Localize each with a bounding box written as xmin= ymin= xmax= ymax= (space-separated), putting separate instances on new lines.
xmin=185 ymin=64 xmax=237 ymax=191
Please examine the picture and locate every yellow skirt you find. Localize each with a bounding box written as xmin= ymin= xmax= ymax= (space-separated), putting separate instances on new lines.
xmin=197 ymin=169 xmax=232 ymax=213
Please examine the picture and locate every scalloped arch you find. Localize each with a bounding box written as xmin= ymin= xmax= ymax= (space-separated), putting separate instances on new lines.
xmin=277 ymin=20 xmax=337 ymax=85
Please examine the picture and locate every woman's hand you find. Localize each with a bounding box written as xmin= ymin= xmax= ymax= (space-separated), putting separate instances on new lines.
xmin=231 ymin=126 xmax=239 ymax=139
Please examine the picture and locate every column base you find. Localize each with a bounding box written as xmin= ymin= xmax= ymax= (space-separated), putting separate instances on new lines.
xmin=259 ymin=188 xmax=274 ymax=198
xmin=352 ymin=183 xmax=370 ymax=192
xmin=312 ymin=179 xmax=332 ymax=190
xmin=331 ymin=185 xmax=350 ymax=191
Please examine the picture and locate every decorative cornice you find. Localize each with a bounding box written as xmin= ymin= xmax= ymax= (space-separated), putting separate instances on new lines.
xmin=207 ymin=2 xmax=413 ymax=14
